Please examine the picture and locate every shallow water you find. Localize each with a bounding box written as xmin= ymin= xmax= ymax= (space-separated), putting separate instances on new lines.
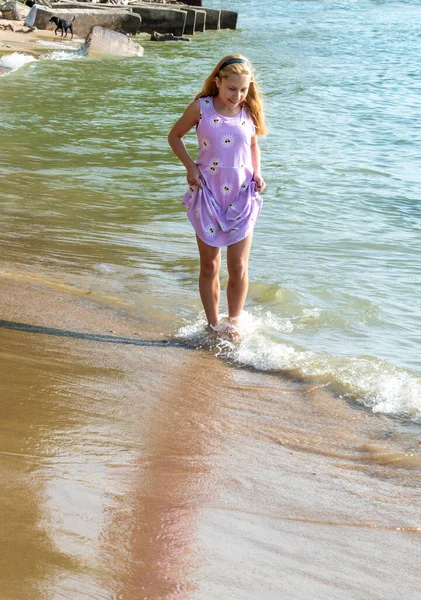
xmin=1 ymin=279 xmax=420 ymax=600
xmin=1 ymin=4 xmax=421 ymax=595
xmin=1 ymin=0 xmax=420 ymax=422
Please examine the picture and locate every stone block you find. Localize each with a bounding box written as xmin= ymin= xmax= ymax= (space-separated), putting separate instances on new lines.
xmin=25 ymin=6 xmax=141 ymax=36
xmin=220 ymin=9 xmax=237 ymax=30
xmin=198 ymin=7 xmax=219 ymax=30
xmin=182 ymin=7 xmax=196 ymax=35
xmin=84 ymin=25 xmax=143 ymax=56
xmin=130 ymin=5 xmax=187 ymax=37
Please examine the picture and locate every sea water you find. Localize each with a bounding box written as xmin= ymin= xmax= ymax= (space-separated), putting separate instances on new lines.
xmin=1 ymin=0 xmax=420 ymax=420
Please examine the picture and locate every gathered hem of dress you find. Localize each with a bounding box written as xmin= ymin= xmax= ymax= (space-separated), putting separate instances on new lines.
xmin=192 ymin=223 xmax=256 ymax=248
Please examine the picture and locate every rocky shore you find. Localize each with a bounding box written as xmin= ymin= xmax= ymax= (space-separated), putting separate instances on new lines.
xmin=0 ymin=0 xmax=238 ymax=64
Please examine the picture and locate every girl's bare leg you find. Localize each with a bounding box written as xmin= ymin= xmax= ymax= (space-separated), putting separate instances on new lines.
xmin=196 ymin=235 xmax=221 ymax=326
xmin=226 ymin=233 xmax=253 ymax=320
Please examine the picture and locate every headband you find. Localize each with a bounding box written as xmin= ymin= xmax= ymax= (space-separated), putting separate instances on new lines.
xmin=219 ymin=58 xmax=249 ymax=72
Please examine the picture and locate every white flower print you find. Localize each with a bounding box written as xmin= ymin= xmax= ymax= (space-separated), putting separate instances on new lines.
xmin=228 ymin=201 xmax=237 ymax=211
xmin=195 ymin=205 xmax=201 ymax=218
xmin=204 ymin=98 xmax=211 ymax=106
xmin=200 ymin=137 xmax=211 ymax=151
xmin=240 ymin=181 xmax=247 ymax=190
xmin=235 ymin=163 xmax=245 ymax=173
xmin=204 ymin=223 xmax=217 ymax=238
xmin=209 ymin=157 xmax=222 ymax=168
xmin=220 ymin=134 xmax=235 ymax=149
xmin=229 ymin=227 xmax=239 ymax=236
xmin=209 ymin=114 xmax=222 ymax=128
xmin=207 ymin=156 xmax=222 ymax=176
xmin=239 ymin=118 xmax=247 ymax=128
xmin=220 ymin=182 xmax=233 ymax=196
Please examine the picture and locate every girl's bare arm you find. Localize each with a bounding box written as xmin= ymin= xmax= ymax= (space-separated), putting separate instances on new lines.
xmin=251 ymin=135 xmax=266 ymax=192
xmin=168 ymin=100 xmax=201 ymax=186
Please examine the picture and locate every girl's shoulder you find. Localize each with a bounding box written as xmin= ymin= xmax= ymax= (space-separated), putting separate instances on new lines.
xmin=198 ymin=95 xmax=213 ymax=110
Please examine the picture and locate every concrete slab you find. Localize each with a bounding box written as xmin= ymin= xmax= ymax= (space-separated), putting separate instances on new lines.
xmin=26 ymin=6 xmax=141 ymax=36
xmin=130 ymin=5 xmax=187 ymax=36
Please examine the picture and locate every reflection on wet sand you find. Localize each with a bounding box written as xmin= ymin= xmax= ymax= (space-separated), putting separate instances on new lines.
xmin=102 ymin=351 xmax=226 ymax=600
xmin=0 ymin=331 xmax=92 ymax=600
xmin=1 ymin=280 xmax=421 ymax=599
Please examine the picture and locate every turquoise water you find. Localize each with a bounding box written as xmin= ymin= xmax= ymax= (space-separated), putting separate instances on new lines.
xmin=1 ymin=0 xmax=420 ymax=419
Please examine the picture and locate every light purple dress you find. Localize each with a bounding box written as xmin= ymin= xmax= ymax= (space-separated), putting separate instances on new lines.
xmin=182 ymin=96 xmax=263 ymax=247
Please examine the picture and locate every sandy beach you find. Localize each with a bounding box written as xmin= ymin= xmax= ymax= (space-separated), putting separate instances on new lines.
xmin=0 ymin=17 xmax=89 ymax=78
xmin=1 ymin=271 xmax=420 ymax=599
xmin=0 ymin=18 xmax=77 ymax=54
xmin=2 ymin=0 xmax=421 ymax=595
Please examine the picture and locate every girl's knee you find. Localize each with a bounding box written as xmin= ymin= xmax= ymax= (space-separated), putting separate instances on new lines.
xmin=200 ymin=257 xmax=220 ymax=279
xmin=228 ymin=260 xmax=248 ymax=281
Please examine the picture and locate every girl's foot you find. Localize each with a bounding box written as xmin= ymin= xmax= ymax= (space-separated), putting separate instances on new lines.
xmin=219 ymin=316 xmax=242 ymax=343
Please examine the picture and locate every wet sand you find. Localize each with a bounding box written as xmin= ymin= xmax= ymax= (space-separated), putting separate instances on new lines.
xmin=0 ymin=20 xmax=74 ymax=55
xmin=1 ymin=272 xmax=420 ymax=599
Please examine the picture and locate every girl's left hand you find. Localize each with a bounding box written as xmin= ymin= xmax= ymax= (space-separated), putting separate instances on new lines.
xmin=253 ymin=174 xmax=266 ymax=193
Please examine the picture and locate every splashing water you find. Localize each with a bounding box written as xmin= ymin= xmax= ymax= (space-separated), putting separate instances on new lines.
xmin=177 ymin=311 xmax=421 ymax=423
xmin=0 ymin=52 xmax=36 ymax=72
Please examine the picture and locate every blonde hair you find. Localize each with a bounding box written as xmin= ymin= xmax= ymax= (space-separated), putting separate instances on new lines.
xmin=195 ymin=54 xmax=267 ymax=136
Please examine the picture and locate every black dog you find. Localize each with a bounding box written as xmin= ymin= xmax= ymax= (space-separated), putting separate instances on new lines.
xmin=49 ymin=16 xmax=75 ymax=40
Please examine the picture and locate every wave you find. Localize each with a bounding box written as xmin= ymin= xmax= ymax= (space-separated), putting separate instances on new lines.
xmin=0 ymin=47 xmax=84 ymax=75
xmin=0 ymin=52 xmax=36 ymax=73
xmin=176 ymin=311 xmax=421 ymax=423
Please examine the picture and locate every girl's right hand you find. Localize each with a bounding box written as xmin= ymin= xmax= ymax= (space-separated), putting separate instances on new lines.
xmin=186 ymin=164 xmax=202 ymax=188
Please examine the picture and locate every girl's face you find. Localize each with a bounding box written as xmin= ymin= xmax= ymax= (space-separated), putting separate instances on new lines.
xmin=215 ymin=73 xmax=251 ymax=110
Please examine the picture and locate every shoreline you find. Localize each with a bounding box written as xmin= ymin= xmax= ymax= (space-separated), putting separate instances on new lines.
xmin=1 ymin=270 xmax=421 ymax=598
xmin=0 ymin=18 xmax=78 ymax=55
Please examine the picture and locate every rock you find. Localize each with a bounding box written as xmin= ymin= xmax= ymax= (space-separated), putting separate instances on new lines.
xmin=150 ymin=31 xmax=189 ymax=41
xmin=130 ymin=5 xmax=187 ymax=36
xmin=179 ymin=6 xmax=195 ymax=35
xmin=26 ymin=0 xmax=52 ymax=7
xmin=25 ymin=6 xmax=142 ymax=36
xmin=219 ymin=9 xmax=237 ymax=30
xmin=18 ymin=2 xmax=31 ymax=17
xmin=84 ymin=25 xmax=144 ymax=56
xmin=188 ymin=6 xmax=219 ymax=30
xmin=1 ymin=21 xmax=19 ymax=30
xmin=0 ymin=65 xmax=12 ymax=77
xmin=1 ymin=0 xmax=23 ymax=20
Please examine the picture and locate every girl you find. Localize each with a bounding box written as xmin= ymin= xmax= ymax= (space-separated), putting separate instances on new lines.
xmin=168 ymin=54 xmax=267 ymax=332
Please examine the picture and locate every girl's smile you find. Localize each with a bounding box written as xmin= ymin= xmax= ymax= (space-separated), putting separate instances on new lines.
xmin=214 ymin=73 xmax=251 ymax=116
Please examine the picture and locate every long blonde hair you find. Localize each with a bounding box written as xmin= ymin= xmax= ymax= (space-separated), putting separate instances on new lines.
xmin=195 ymin=54 xmax=267 ymax=136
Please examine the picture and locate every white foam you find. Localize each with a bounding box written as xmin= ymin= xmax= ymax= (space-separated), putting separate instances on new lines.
xmin=46 ymin=50 xmax=83 ymax=61
xmin=36 ymin=40 xmax=77 ymax=50
xmin=177 ymin=311 xmax=421 ymax=422
xmin=0 ymin=52 xmax=36 ymax=72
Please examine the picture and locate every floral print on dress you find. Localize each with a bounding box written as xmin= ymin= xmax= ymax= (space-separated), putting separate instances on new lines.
xmin=209 ymin=114 xmax=222 ymax=128
xmin=182 ymin=96 xmax=262 ymax=248
xmin=220 ymin=182 xmax=233 ymax=196
xmin=204 ymin=223 xmax=217 ymax=238
xmin=200 ymin=138 xmax=211 ymax=151
xmin=220 ymin=134 xmax=236 ymax=149
xmin=207 ymin=156 xmax=222 ymax=176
